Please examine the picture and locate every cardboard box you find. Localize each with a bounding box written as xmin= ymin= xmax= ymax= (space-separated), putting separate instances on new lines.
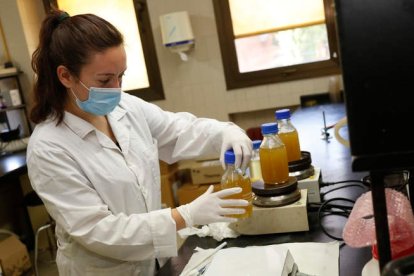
xmin=159 ymin=160 xmax=178 ymax=175
xmin=0 ymin=234 xmax=32 ymax=276
xmin=161 ymin=172 xmax=178 ymax=208
xmin=177 ymin=182 xmax=221 ymax=205
xmin=160 ymin=160 xmax=180 ymax=208
xmin=179 ymin=158 xmax=224 ymax=185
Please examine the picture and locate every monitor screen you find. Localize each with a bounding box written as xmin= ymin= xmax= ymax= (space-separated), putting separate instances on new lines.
xmin=335 ymin=0 xmax=414 ymax=169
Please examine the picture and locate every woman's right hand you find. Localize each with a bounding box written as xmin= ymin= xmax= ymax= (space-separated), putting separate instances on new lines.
xmin=176 ymin=185 xmax=248 ymax=227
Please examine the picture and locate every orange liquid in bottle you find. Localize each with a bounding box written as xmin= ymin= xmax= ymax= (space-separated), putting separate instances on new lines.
xmin=221 ymin=177 xmax=253 ymax=219
xmin=278 ymin=130 xmax=301 ymax=162
xmin=259 ymin=147 xmax=289 ymax=184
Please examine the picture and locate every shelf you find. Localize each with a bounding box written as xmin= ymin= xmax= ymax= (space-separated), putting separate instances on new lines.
xmin=0 ymin=68 xmax=19 ymax=79
xmin=0 ymin=68 xmax=32 ymax=135
xmin=0 ymin=105 xmax=26 ymax=112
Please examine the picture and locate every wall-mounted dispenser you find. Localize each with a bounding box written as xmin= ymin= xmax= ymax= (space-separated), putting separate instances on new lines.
xmin=159 ymin=11 xmax=194 ymax=61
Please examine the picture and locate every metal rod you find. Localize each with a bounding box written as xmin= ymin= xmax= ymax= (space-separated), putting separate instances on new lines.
xmin=321 ymin=111 xmax=330 ymax=141
xmin=370 ymin=171 xmax=392 ymax=272
xmin=408 ymin=170 xmax=414 ymax=211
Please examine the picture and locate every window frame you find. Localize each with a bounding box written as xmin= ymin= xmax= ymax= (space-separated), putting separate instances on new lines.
xmin=43 ymin=0 xmax=164 ymax=101
xmin=212 ymin=0 xmax=341 ymax=90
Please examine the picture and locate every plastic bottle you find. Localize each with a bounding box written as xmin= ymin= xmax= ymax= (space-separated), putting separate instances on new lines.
xmin=249 ymin=140 xmax=263 ymax=182
xmin=275 ymin=109 xmax=301 ymax=162
xmin=221 ymin=149 xmax=253 ymax=219
xmin=361 ymin=257 xmax=379 ymax=276
xmin=259 ymin=122 xmax=289 ymax=184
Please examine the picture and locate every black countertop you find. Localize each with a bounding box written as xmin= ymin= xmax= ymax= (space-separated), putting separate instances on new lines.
xmin=157 ymin=103 xmax=372 ymax=276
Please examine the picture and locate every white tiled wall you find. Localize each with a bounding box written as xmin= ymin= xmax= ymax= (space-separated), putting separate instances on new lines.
xmin=148 ymin=0 xmax=343 ymax=125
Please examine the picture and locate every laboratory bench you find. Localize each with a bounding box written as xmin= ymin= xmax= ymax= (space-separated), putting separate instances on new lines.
xmin=0 ymin=104 xmax=376 ymax=274
xmin=157 ymin=103 xmax=373 ymax=276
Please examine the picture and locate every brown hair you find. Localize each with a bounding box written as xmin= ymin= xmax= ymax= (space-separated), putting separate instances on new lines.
xmin=30 ymin=10 xmax=124 ymax=124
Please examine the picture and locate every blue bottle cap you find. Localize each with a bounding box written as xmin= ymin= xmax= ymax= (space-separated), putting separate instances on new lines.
xmin=261 ymin=122 xmax=278 ymax=135
xmin=275 ymin=109 xmax=291 ymax=120
xmin=252 ymin=140 xmax=262 ymax=150
xmin=224 ymin=149 xmax=235 ymax=164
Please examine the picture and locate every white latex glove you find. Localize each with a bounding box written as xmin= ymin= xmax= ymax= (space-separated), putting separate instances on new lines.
xmin=220 ymin=126 xmax=253 ymax=171
xmin=176 ymin=185 xmax=248 ymax=227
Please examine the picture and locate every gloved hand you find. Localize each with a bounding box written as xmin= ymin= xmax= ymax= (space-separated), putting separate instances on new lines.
xmin=220 ymin=125 xmax=252 ymax=171
xmin=176 ymin=185 xmax=248 ymax=227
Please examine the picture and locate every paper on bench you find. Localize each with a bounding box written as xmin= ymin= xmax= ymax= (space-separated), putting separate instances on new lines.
xmin=204 ymin=245 xmax=295 ymax=276
xmin=180 ymin=241 xmax=339 ymax=276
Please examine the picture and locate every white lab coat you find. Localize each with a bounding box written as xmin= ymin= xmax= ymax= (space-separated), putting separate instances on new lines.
xmin=27 ymin=92 xmax=233 ymax=275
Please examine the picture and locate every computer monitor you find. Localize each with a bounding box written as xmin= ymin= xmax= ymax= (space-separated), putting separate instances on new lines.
xmin=334 ymin=0 xmax=414 ymax=171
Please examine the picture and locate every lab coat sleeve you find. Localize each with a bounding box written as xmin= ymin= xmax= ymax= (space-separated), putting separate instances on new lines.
xmin=133 ymin=96 xmax=239 ymax=163
xmin=27 ymin=146 xmax=178 ymax=262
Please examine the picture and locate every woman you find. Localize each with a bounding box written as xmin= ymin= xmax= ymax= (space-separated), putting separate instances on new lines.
xmin=27 ymin=10 xmax=252 ymax=276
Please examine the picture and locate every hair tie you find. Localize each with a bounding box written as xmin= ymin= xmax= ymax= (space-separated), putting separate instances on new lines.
xmin=57 ymin=11 xmax=70 ymax=23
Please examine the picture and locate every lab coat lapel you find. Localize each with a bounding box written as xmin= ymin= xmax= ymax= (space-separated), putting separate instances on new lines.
xmin=63 ymin=111 xmax=95 ymax=138
xmin=64 ymin=111 xmax=123 ymax=151
xmin=108 ymin=106 xmax=130 ymax=155
xmin=94 ymin=131 xmax=119 ymax=150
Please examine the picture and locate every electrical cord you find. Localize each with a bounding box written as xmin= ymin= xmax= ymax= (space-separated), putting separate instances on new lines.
xmin=314 ymin=181 xmax=363 ymax=241
xmin=308 ymin=202 xmax=353 ymax=212
xmin=320 ymin=179 xmax=366 ymax=187
xmin=321 ymin=183 xmax=368 ymax=198
xmin=314 ymin=173 xmax=409 ymax=246
xmin=316 ymin=197 xmax=355 ymax=241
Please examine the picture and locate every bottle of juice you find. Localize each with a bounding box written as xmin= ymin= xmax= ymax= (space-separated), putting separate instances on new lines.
xmin=249 ymin=140 xmax=263 ymax=182
xmin=221 ymin=149 xmax=253 ymax=219
xmin=259 ymin=122 xmax=289 ymax=184
xmin=275 ymin=109 xmax=301 ymax=162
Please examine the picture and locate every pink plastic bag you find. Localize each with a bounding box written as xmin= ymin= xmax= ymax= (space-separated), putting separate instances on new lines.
xmin=343 ymin=188 xmax=414 ymax=258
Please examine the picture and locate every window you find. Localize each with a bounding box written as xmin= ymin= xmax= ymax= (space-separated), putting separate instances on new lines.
xmin=213 ymin=0 xmax=340 ymax=90
xmin=44 ymin=0 xmax=164 ymax=101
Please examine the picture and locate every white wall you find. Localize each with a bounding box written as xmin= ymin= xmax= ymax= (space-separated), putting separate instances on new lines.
xmin=16 ymin=0 xmax=45 ymax=56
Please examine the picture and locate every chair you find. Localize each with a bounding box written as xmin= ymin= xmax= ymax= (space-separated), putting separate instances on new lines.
xmin=23 ymin=191 xmax=57 ymax=276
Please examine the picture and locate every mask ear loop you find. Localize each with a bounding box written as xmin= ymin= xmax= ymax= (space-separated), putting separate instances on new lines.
xmin=69 ymin=88 xmax=81 ymax=101
xmin=70 ymin=79 xmax=91 ymax=103
xmin=78 ymin=80 xmax=90 ymax=91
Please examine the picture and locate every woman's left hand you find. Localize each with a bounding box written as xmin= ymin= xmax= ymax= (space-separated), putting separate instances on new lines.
xmin=220 ymin=126 xmax=252 ymax=171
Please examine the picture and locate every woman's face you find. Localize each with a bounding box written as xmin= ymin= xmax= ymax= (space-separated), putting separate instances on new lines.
xmin=73 ymin=45 xmax=127 ymax=101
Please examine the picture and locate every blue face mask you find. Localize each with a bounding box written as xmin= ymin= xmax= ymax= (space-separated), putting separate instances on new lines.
xmin=72 ymin=81 xmax=121 ymax=116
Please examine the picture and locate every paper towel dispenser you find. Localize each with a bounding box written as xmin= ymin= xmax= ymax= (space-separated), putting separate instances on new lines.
xmin=159 ymin=11 xmax=194 ymax=61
